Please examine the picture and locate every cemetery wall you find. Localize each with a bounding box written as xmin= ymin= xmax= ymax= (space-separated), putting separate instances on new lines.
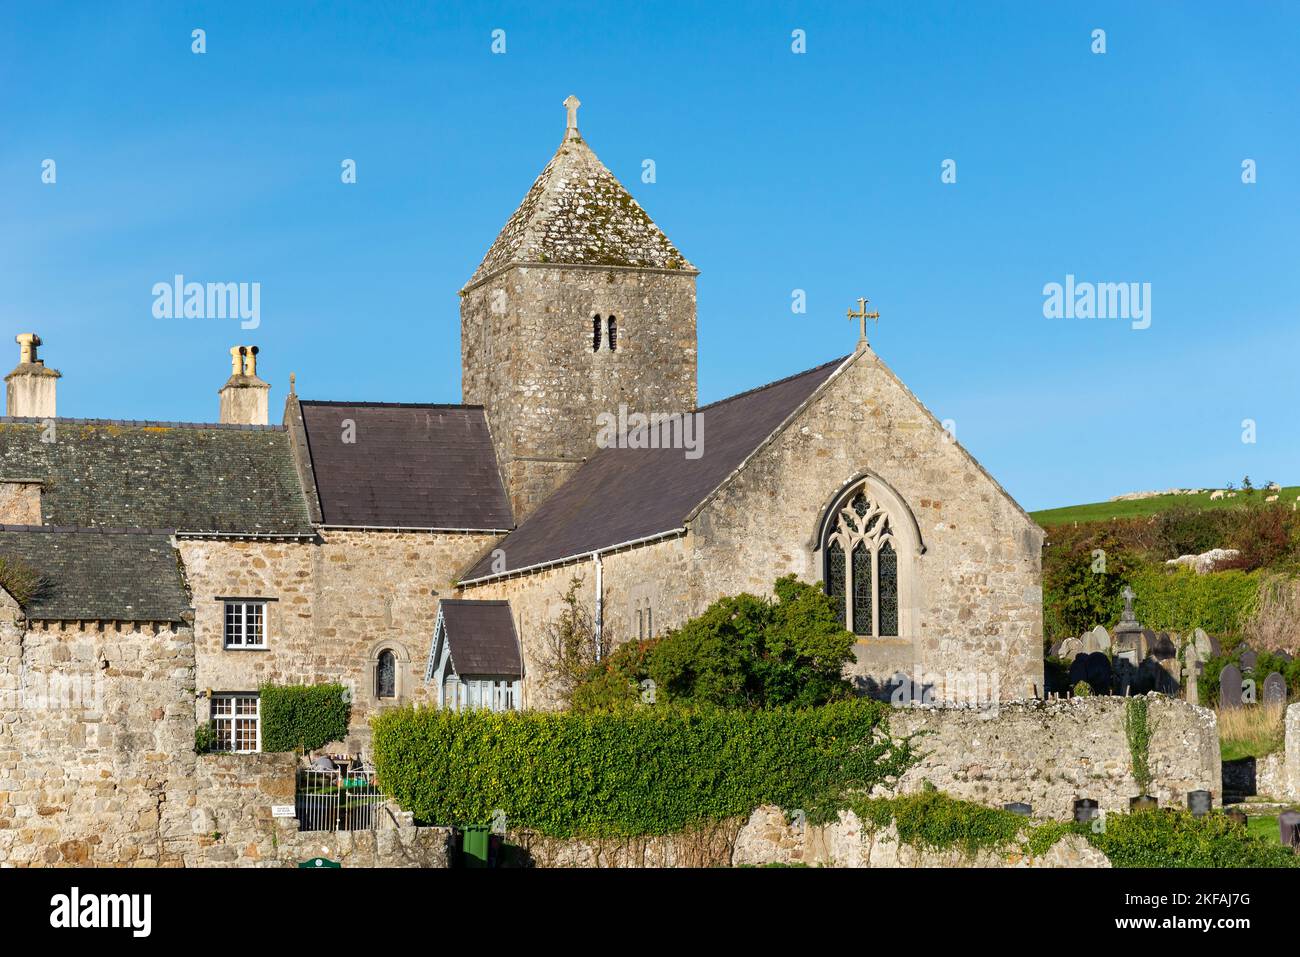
xmin=186 ymin=752 xmax=453 ymax=868
xmin=887 ymin=695 xmax=1221 ymax=818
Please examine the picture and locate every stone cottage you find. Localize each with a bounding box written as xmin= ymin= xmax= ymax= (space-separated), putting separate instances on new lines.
xmin=0 ymin=97 xmax=1044 ymax=759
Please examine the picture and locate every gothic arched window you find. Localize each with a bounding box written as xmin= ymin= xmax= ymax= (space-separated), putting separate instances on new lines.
xmin=376 ymin=650 xmax=396 ymax=698
xmin=592 ymin=315 xmax=602 ymax=351
xmin=607 ymin=315 xmax=617 ymax=351
xmin=823 ymin=487 xmax=900 ymax=637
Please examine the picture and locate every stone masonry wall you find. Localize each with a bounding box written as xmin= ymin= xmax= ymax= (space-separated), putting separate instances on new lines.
xmin=0 ymin=603 xmax=196 ymax=866
xmin=186 ymin=753 xmax=453 ymax=868
xmin=462 ymin=264 xmax=697 ymax=521
xmin=889 ymin=696 xmax=1221 ymax=818
xmin=180 ymin=529 xmax=498 ymax=751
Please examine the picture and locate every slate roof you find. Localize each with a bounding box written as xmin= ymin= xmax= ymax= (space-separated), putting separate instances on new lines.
xmin=438 ymin=599 xmax=522 ymax=677
xmin=297 ymin=402 xmax=512 ymax=530
xmin=462 ymin=356 xmax=849 ymax=580
xmin=0 ymin=419 xmax=314 ymax=535
xmin=465 ymin=131 xmax=694 ymax=288
xmin=0 ymin=526 xmax=190 ymax=621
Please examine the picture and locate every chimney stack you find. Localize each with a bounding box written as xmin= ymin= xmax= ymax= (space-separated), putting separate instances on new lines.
xmin=5 ymin=333 xmax=61 ymax=418
xmin=218 ymin=345 xmax=270 ymax=425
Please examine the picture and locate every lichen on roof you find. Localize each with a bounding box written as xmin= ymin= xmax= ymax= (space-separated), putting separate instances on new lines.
xmin=466 ymin=135 xmax=695 ymax=287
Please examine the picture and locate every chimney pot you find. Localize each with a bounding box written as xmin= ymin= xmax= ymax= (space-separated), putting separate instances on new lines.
xmin=6 ymin=332 xmax=60 ymax=418
xmin=219 ymin=344 xmax=269 ymax=425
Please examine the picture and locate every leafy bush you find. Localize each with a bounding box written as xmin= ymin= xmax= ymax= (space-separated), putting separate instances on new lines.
xmin=194 ymin=720 xmax=218 ymax=754
xmin=1155 ymin=505 xmax=1239 ymax=558
xmin=1042 ymin=536 xmax=1136 ymax=637
xmin=1084 ymin=808 xmax=1300 ymax=868
xmin=371 ymin=699 xmax=914 ymax=836
xmin=1221 ymin=504 xmax=1300 ymax=572
xmin=846 ymin=791 xmax=1027 ymax=856
xmin=573 ymin=575 xmax=856 ymax=709
xmin=260 ymin=683 xmax=351 ymax=753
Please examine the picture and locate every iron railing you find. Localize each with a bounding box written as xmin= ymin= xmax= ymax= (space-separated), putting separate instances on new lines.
xmin=295 ymin=768 xmax=387 ymax=832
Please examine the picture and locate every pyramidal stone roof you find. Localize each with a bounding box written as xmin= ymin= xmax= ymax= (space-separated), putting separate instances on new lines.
xmin=465 ymin=96 xmax=696 ymax=289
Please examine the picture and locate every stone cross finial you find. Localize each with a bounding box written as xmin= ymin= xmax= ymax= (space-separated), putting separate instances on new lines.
xmin=15 ymin=333 xmax=41 ymax=365
xmin=563 ymin=95 xmax=581 ymax=139
xmin=1121 ymin=585 xmax=1136 ymax=622
xmin=846 ymin=297 xmax=881 ymax=348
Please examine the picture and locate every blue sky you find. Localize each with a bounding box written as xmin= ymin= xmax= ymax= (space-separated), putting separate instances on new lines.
xmin=2 ymin=1 xmax=1297 ymax=511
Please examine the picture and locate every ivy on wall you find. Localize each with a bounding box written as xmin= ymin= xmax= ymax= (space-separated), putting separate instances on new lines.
xmin=260 ymin=683 xmax=351 ymax=754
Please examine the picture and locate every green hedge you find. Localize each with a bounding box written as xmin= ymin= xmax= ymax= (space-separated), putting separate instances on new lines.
xmin=371 ymin=699 xmax=913 ymax=837
xmin=1129 ymin=565 xmax=1260 ymax=638
xmin=260 ymin=683 xmax=351 ymax=753
xmin=1084 ymin=808 xmax=1299 ymax=868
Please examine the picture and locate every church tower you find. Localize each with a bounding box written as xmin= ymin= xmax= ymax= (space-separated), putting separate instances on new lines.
xmin=461 ymin=96 xmax=698 ymax=522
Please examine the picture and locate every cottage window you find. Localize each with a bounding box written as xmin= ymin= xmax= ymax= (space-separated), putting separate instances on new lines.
xmin=376 ymin=650 xmax=396 ymax=698
xmin=822 ymin=487 xmax=901 ymax=638
xmin=211 ymin=694 xmax=260 ymax=753
xmin=223 ymin=601 xmax=267 ymax=649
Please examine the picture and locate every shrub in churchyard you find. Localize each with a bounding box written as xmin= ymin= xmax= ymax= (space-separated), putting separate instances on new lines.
xmin=259 ymin=682 xmax=351 ymax=753
xmin=573 ymin=575 xmax=856 ymax=710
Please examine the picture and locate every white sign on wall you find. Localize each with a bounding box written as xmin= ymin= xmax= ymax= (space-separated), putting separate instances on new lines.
xmin=272 ymin=805 xmax=296 ymax=818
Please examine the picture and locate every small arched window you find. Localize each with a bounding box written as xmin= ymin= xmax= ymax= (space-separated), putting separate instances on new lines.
xmin=607 ymin=315 xmax=617 ymax=351
xmin=592 ymin=315 xmax=602 ymax=351
xmin=376 ymin=649 xmax=396 ymax=698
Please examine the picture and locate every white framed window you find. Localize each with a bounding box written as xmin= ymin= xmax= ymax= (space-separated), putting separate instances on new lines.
xmin=224 ymin=600 xmax=267 ymax=649
xmin=211 ymin=693 xmax=260 ymax=753
xmin=440 ymin=676 xmax=519 ymax=713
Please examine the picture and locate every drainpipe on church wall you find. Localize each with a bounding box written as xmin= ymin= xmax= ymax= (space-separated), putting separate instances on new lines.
xmin=592 ymin=551 xmax=604 ymax=661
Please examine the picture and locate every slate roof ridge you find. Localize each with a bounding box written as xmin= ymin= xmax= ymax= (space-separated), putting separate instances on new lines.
xmin=297 ymin=400 xmax=486 ymax=411
xmin=0 ymin=415 xmax=285 ymax=431
xmin=694 ymin=355 xmax=852 ymax=414
xmin=439 ymin=598 xmax=510 ymax=606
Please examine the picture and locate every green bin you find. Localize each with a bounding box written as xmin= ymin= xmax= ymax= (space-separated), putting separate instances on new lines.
xmin=462 ymin=825 xmax=491 ymax=868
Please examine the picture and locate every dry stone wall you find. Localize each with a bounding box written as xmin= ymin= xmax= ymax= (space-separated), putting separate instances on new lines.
xmin=888 ymin=696 xmax=1221 ymax=817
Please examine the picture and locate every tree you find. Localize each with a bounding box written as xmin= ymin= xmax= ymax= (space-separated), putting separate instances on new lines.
xmin=538 ymin=577 xmax=599 ymax=708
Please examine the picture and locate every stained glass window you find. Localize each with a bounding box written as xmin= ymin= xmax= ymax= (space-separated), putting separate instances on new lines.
xmin=852 ymin=542 xmax=872 ymax=635
xmin=826 ymin=540 xmax=846 ymax=629
xmin=822 ymin=485 xmax=905 ymax=639
xmin=878 ymin=540 xmax=898 ymax=637
xmin=376 ymin=650 xmax=396 ymax=698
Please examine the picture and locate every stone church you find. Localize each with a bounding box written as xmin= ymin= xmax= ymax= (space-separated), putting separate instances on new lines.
xmin=0 ymin=98 xmax=1044 ymax=758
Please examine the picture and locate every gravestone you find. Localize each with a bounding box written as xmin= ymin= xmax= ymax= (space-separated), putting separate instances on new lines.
xmin=1066 ymin=654 xmax=1090 ymax=690
xmin=1083 ymin=651 xmax=1113 ymax=695
xmin=1112 ymin=656 xmax=1138 ymax=697
xmin=1082 ymin=625 xmax=1111 ymax=654
xmin=1186 ymin=790 xmax=1212 ymax=817
xmin=1048 ymin=639 xmax=1064 ymax=658
xmin=1139 ymin=656 xmax=1176 ymax=695
xmin=1262 ymin=671 xmax=1287 ymax=706
xmin=1183 ymin=642 xmax=1202 ymax=703
xmin=1151 ymin=632 xmax=1177 ymax=660
xmin=1003 ymin=802 xmax=1032 ymax=817
xmin=1192 ymin=628 xmax=1221 ymax=659
xmin=1219 ymin=664 xmax=1244 ymax=709
xmin=1239 ymin=647 xmax=1258 ymax=673
xmin=1224 ymin=807 xmax=1248 ymax=829
xmin=1280 ymin=810 xmax=1300 ymax=849
xmin=1058 ymin=637 xmax=1084 ymax=663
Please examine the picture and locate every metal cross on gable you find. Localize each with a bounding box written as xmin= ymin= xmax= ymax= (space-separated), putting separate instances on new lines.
xmin=846 ymin=297 xmax=881 ymax=346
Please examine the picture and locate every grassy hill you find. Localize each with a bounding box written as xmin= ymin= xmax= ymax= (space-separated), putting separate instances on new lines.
xmin=1031 ymin=487 xmax=1300 ymax=528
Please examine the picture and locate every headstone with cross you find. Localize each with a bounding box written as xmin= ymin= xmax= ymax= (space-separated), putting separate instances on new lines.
xmin=846 ymin=297 xmax=881 ymax=348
